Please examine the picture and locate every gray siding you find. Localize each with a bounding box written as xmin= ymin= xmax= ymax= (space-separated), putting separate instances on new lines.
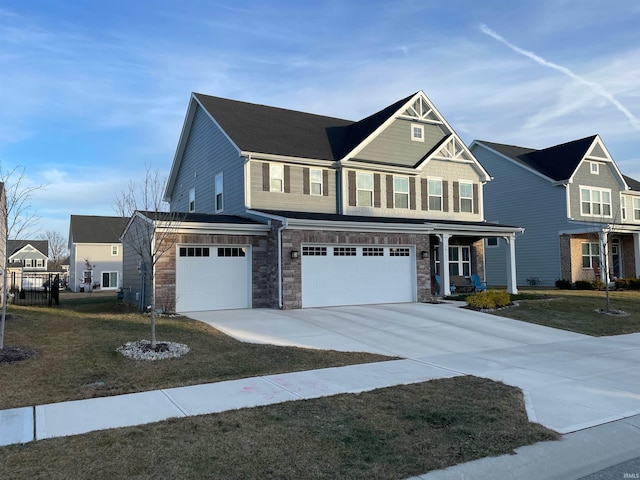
xmin=249 ymin=161 xmax=337 ymax=213
xmin=474 ymin=145 xmax=570 ymax=287
xmin=356 ymin=119 xmax=447 ymax=167
xmin=69 ymin=244 xmax=123 ymax=291
xmin=569 ymin=160 xmax=622 ymax=222
xmin=169 ymin=105 xmax=245 ymax=215
xmin=121 ymin=216 xmax=152 ymax=309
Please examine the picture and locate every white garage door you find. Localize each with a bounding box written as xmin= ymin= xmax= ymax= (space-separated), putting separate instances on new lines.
xmin=176 ymin=245 xmax=251 ymax=312
xmin=301 ymin=245 xmax=416 ymax=308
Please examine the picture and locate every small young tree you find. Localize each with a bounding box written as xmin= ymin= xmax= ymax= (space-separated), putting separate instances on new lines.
xmin=0 ymin=166 xmax=47 ymax=350
xmin=114 ymin=167 xmax=184 ymax=349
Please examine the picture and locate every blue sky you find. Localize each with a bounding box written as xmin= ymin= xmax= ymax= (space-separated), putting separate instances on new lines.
xmin=2 ymin=0 xmax=640 ymax=238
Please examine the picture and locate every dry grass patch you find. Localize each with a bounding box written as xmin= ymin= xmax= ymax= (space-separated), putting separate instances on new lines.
xmin=0 ymin=376 xmax=558 ymax=480
xmin=494 ymin=289 xmax=640 ymax=336
xmin=0 ymin=293 xmax=392 ymax=409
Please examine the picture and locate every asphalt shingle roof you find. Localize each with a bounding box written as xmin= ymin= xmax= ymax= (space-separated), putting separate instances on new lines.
xmin=69 ymin=215 xmax=130 ymax=243
xmin=193 ymin=92 xmax=417 ymax=161
xmin=623 ymin=175 xmax=640 ymax=192
xmin=478 ymin=136 xmax=598 ymax=181
xmin=8 ymin=240 xmax=48 ymax=256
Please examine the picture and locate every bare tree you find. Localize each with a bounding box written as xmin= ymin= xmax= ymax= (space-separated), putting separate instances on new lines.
xmin=0 ymin=166 xmax=47 ymax=349
xmin=114 ymin=167 xmax=184 ymax=349
xmin=39 ymin=230 xmax=69 ymax=268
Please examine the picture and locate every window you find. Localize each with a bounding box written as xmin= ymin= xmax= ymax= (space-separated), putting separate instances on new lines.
xmin=486 ymin=237 xmax=499 ymax=247
xmin=433 ymin=246 xmax=471 ymax=276
xmin=24 ymin=259 xmax=32 ymax=267
xmin=218 ymin=247 xmax=246 ymax=257
xmin=621 ymin=195 xmax=627 ymax=221
xmin=363 ymin=247 xmax=384 ymax=256
xmin=215 ymin=173 xmax=224 ymax=212
xmin=389 ymin=247 xmax=410 ymax=257
xmin=83 ymin=270 xmax=92 ymax=284
xmin=394 ymin=176 xmax=409 ymax=209
xmin=303 ymin=246 xmax=327 ymax=256
xmin=310 ymin=169 xmax=323 ymax=196
xmin=102 ymin=272 xmax=118 ymax=288
xmin=356 ymin=172 xmax=374 ymax=207
xmin=590 ymin=162 xmax=599 ymax=174
xmin=270 ymin=164 xmax=284 ymax=192
xmin=581 ymin=187 xmax=611 ymax=217
xmin=179 ymin=247 xmax=211 ymax=257
xmin=411 ymin=123 xmax=424 ymax=142
xmin=428 ymin=179 xmax=442 ymax=211
xmin=459 ymin=182 xmax=473 ymax=213
xmin=189 ymin=188 xmax=195 ymax=213
xmin=334 ymin=247 xmax=356 ymax=256
xmin=111 ymin=245 xmax=119 ymax=256
xmin=634 ymin=198 xmax=640 ymax=221
xmin=582 ymin=242 xmax=600 ymax=268
xmin=35 ymin=259 xmax=44 ymax=268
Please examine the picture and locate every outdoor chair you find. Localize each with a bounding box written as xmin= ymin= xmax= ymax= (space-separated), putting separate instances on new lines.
xmin=470 ymin=274 xmax=487 ymax=293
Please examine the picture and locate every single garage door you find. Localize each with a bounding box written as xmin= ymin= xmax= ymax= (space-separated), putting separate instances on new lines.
xmin=301 ymin=245 xmax=416 ymax=308
xmin=176 ymin=245 xmax=251 ymax=312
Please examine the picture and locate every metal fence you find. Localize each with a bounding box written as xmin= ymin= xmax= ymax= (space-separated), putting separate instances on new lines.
xmin=9 ymin=272 xmax=61 ymax=307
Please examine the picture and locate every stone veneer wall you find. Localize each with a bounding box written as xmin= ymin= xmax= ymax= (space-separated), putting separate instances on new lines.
xmin=153 ymin=231 xmax=270 ymax=311
xmin=278 ymin=229 xmax=432 ymax=309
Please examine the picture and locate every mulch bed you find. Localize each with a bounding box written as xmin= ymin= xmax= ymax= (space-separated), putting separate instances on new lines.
xmin=0 ymin=345 xmax=36 ymax=363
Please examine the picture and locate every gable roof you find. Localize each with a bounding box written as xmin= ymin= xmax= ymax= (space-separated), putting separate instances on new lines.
xmin=476 ymin=136 xmax=598 ymax=182
xmin=69 ymin=215 xmax=130 ymax=244
xmin=623 ymin=175 xmax=640 ymax=192
xmin=8 ymin=240 xmax=48 ymax=257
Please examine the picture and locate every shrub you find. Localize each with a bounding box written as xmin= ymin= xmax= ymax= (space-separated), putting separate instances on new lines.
xmin=615 ymin=278 xmax=640 ymax=290
xmin=574 ymin=280 xmax=593 ymax=290
xmin=555 ymin=279 xmax=572 ymax=290
xmin=630 ymin=278 xmax=640 ymax=290
xmin=466 ymin=290 xmax=511 ymax=310
xmin=592 ymin=279 xmax=605 ymax=291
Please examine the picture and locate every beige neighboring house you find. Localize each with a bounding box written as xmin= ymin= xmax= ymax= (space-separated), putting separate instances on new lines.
xmin=7 ymin=240 xmax=49 ymax=291
xmin=68 ymin=215 xmax=130 ymax=292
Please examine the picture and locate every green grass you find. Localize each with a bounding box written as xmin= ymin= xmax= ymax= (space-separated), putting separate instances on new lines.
xmin=0 ymin=377 xmax=558 ymax=480
xmin=492 ymin=289 xmax=640 ymax=336
xmin=0 ymin=292 xmax=392 ymax=409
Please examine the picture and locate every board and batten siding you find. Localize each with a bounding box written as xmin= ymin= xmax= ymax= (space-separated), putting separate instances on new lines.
xmin=355 ymin=119 xmax=447 ymax=167
xmin=169 ymin=105 xmax=245 ymax=215
xmin=342 ymin=160 xmax=483 ymax=221
xmin=569 ymin=160 xmax=623 ymax=222
xmin=473 ymin=145 xmax=570 ymax=287
xmin=248 ymin=160 xmax=337 ymax=213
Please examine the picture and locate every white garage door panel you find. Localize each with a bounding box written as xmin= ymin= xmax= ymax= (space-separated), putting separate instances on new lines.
xmin=302 ymin=246 xmax=415 ymax=308
xmin=176 ymin=246 xmax=250 ymax=312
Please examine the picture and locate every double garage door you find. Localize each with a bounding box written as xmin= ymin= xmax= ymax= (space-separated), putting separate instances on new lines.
xmin=176 ymin=245 xmax=251 ymax=312
xmin=301 ymin=245 xmax=416 ymax=308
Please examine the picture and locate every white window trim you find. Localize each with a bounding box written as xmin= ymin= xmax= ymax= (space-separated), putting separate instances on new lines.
xmin=580 ymin=187 xmax=612 ymax=218
xmin=486 ymin=237 xmax=499 ymax=248
xmin=310 ymin=168 xmax=323 ymax=196
xmin=215 ymin=172 xmax=224 ymax=213
xmin=101 ymin=271 xmax=119 ymax=289
xmin=590 ymin=162 xmax=599 ymax=174
xmin=621 ymin=195 xmax=627 ymax=221
xmin=581 ymin=242 xmax=600 ymax=269
xmin=411 ymin=123 xmax=424 ymax=142
xmin=634 ymin=197 xmax=640 ymax=221
xmin=393 ymin=176 xmax=409 ymax=209
xmin=270 ymin=163 xmax=284 ymax=192
xmin=356 ymin=172 xmax=374 ymax=207
xmin=188 ymin=188 xmax=196 ymax=213
xmin=428 ymin=178 xmax=443 ymax=211
xmin=111 ymin=245 xmax=119 ymax=256
xmin=459 ymin=181 xmax=473 ymax=213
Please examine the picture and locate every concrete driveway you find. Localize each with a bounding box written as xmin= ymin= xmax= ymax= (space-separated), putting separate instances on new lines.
xmin=187 ymin=302 xmax=640 ymax=434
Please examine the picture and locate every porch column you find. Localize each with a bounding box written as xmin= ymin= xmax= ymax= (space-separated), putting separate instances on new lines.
xmin=505 ymin=234 xmax=518 ymax=294
xmin=635 ymin=233 xmax=640 ymax=278
xmin=439 ymin=234 xmax=451 ymax=296
xmin=599 ymin=230 xmax=608 ymax=283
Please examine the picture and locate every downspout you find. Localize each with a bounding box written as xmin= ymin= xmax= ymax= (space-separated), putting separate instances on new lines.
xmin=277 ymin=219 xmax=288 ymax=309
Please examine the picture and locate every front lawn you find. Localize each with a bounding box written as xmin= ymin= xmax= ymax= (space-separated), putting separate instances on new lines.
xmin=492 ymin=289 xmax=640 ymax=336
xmin=0 ymin=293 xmax=391 ymax=409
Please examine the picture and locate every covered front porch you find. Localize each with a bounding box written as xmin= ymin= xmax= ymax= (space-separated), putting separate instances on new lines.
xmin=428 ymin=222 xmax=523 ymax=296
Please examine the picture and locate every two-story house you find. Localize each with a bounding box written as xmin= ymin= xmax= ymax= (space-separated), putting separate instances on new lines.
xmin=471 ymin=135 xmax=640 ymax=287
xmin=69 ymin=215 xmax=129 ymax=292
xmin=7 ymin=240 xmax=49 ymax=291
xmin=123 ymin=91 xmax=523 ymax=312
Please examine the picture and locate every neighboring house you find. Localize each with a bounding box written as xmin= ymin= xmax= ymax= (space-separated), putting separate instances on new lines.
xmin=7 ymin=240 xmax=49 ymax=291
xmin=0 ymin=183 xmax=5 ymax=298
xmin=471 ymin=135 xmax=640 ymax=287
xmin=68 ymin=215 xmax=130 ymax=292
xmin=123 ymin=91 xmax=523 ymax=313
